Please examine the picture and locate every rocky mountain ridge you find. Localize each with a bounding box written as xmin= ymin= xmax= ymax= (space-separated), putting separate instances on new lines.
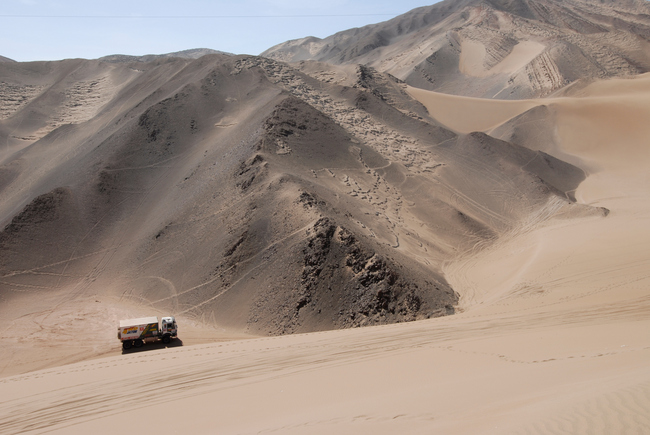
xmin=99 ymin=48 xmax=232 ymax=63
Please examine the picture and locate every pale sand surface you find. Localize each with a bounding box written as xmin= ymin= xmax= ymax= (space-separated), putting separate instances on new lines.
xmin=407 ymin=86 xmax=540 ymax=133
xmin=459 ymin=40 xmax=546 ymax=78
xmin=2 ymin=74 xmax=650 ymax=433
xmin=0 ymin=293 xmax=253 ymax=378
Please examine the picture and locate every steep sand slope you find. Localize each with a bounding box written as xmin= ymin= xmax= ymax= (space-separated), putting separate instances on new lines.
xmin=1 ymin=74 xmax=648 ymax=434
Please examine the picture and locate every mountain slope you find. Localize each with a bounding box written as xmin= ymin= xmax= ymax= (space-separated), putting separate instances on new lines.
xmin=0 ymin=55 xmax=603 ymax=335
xmin=262 ymin=0 xmax=650 ymax=98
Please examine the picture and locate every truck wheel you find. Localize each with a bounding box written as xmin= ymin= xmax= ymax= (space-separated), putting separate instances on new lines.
xmin=134 ymin=339 xmax=143 ymax=348
xmin=162 ymin=335 xmax=171 ymax=344
xmin=123 ymin=341 xmax=132 ymax=350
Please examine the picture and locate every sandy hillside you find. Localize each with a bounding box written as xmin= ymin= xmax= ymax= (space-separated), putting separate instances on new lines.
xmin=0 ymin=48 xmax=603 ymax=380
xmin=262 ymin=0 xmax=650 ymax=98
xmin=0 ymin=72 xmax=648 ymax=433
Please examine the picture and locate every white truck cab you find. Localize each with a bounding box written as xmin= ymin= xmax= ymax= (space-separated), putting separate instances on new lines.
xmin=161 ymin=316 xmax=178 ymax=335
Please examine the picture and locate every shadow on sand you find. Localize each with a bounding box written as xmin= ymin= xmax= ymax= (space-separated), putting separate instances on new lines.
xmin=121 ymin=338 xmax=184 ymax=354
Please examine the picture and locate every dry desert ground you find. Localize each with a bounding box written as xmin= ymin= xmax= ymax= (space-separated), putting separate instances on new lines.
xmin=1 ymin=70 xmax=649 ymax=433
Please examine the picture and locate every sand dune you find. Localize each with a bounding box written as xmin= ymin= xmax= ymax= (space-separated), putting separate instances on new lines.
xmin=406 ymin=86 xmax=539 ymax=133
xmin=1 ymin=66 xmax=649 ymax=432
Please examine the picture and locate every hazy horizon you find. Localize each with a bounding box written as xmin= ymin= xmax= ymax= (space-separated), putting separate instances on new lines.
xmin=1 ymin=0 xmax=440 ymax=62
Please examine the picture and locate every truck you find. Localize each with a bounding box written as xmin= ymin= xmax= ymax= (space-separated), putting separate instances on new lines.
xmin=118 ymin=316 xmax=178 ymax=350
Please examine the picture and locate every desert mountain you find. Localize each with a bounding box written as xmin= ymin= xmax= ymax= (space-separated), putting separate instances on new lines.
xmin=99 ymin=48 xmax=232 ymax=63
xmin=262 ymin=0 xmax=650 ymax=98
xmin=0 ymin=50 xmax=603 ymax=337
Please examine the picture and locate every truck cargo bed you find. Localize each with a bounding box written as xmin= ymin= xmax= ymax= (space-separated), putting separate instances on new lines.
xmin=119 ymin=317 xmax=159 ymax=328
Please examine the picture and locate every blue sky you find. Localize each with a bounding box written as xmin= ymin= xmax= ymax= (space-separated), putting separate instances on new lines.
xmin=2 ymin=0 xmax=440 ymax=62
